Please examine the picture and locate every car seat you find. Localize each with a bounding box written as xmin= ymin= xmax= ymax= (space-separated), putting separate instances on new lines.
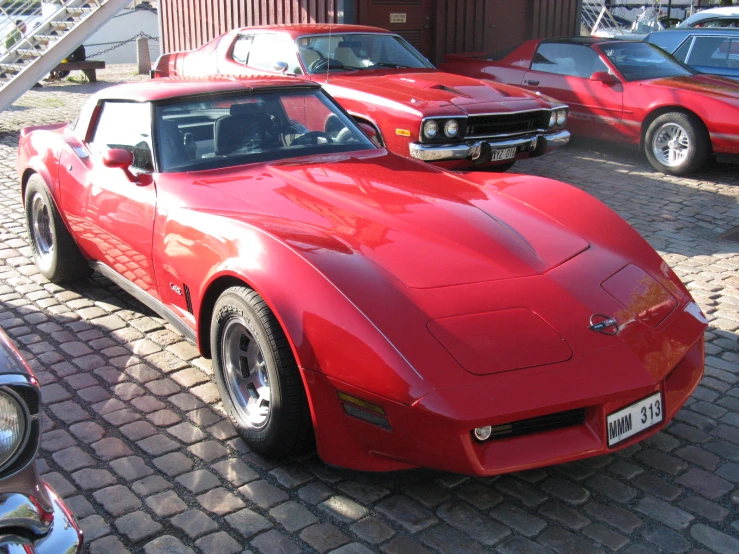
xmin=159 ymin=120 xmax=190 ymax=169
xmin=214 ymin=102 xmax=282 ymax=156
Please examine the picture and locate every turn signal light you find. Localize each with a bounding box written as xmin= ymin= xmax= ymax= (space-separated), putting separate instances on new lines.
xmin=338 ymin=391 xmax=391 ymax=430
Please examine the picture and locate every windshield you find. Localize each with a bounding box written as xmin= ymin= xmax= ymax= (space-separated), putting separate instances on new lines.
xmin=155 ymin=89 xmax=375 ymax=173
xmin=599 ymin=42 xmax=693 ymax=81
xmin=296 ymin=33 xmax=433 ymax=74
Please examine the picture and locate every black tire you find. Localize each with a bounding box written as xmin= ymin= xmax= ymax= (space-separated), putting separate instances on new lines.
xmin=24 ymin=174 xmax=88 ymax=283
xmin=644 ymin=112 xmax=710 ymax=175
xmin=211 ymin=286 xmax=312 ymax=457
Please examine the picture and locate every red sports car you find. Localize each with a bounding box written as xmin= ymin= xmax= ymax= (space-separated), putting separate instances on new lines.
xmin=440 ymin=38 xmax=739 ymax=175
xmin=152 ymin=24 xmax=571 ymax=172
xmin=18 ymin=78 xmax=706 ymax=475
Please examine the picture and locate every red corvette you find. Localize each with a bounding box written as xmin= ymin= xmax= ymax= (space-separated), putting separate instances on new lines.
xmin=18 ymin=78 xmax=706 ymax=475
xmin=440 ymin=38 xmax=739 ymax=175
xmin=152 ymin=24 xmax=571 ymax=172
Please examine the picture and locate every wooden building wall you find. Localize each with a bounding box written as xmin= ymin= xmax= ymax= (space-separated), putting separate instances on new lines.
xmin=160 ymin=0 xmax=582 ymax=63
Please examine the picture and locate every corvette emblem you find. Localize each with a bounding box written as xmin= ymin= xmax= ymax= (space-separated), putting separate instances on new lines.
xmin=589 ymin=314 xmax=619 ymax=335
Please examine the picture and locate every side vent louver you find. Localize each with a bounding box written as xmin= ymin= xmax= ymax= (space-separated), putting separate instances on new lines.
xmin=184 ymin=284 xmax=193 ymax=314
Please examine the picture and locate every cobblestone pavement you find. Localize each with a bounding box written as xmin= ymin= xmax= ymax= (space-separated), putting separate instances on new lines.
xmin=1 ymin=66 xmax=738 ymax=554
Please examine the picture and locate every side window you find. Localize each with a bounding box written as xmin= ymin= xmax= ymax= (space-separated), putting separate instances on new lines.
xmin=232 ymin=35 xmax=253 ymax=64
xmin=531 ymin=43 xmax=607 ymax=78
xmin=248 ymin=34 xmax=302 ymax=75
xmin=90 ymin=102 xmax=153 ymax=172
xmin=673 ymin=38 xmax=694 ymax=62
xmin=687 ymin=36 xmax=736 ymax=68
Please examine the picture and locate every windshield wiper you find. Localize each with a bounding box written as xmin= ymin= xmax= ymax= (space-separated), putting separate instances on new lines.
xmin=370 ymin=62 xmax=412 ymax=69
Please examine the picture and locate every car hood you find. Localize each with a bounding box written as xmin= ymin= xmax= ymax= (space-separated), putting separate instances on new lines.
xmin=642 ymin=74 xmax=739 ymax=101
xmin=323 ymin=70 xmax=551 ymax=112
xmin=191 ymin=151 xmax=588 ymax=289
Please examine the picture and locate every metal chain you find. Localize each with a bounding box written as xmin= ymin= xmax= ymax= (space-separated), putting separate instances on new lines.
xmin=85 ymin=32 xmax=158 ymax=58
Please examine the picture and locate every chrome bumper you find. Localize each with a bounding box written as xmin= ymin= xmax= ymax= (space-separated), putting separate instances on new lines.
xmin=409 ymin=130 xmax=571 ymax=162
xmin=0 ymin=484 xmax=82 ymax=554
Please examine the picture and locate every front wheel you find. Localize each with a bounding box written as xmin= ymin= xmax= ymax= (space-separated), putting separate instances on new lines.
xmin=644 ymin=112 xmax=709 ymax=175
xmin=211 ymin=287 xmax=312 ymax=457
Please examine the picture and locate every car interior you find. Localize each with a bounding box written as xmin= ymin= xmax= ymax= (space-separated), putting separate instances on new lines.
xmin=155 ymin=92 xmax=373 ymax=172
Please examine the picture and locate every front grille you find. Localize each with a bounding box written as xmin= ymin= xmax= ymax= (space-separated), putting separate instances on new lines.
xmin=467 ymin=110 xmax=551 ymax=138
xmin=486 ymin=408 xmax=586 ymax=441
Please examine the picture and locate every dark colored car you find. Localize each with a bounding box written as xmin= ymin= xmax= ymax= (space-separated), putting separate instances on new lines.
xmin=0 ymin=329 xmax=82 ymax=552
xmin=646 ymin=28 xmax=739 ymax=80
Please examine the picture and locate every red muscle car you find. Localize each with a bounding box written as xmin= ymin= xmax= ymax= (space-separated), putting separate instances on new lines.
xmin=440 ymin=38 xmax=739 ymax=175
xmin=151 ymin=24 xmax=571 ymax=172
xmin=18 ymin=78 xmax=706 ymax=475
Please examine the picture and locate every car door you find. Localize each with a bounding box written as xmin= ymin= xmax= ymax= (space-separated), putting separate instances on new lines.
xmin=520 ymin=42 xmax=624 ymax=140
xmin=83 ymin=101 xmax=159 ymax=296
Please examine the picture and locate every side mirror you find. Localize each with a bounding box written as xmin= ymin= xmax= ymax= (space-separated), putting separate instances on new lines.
xmin=102 ymin=148 xmax=136 ymax=182
xmin=274 ymin=61 xmax=289 ymax=73
xmin=590 ymin=71 xmax=619 ymax=85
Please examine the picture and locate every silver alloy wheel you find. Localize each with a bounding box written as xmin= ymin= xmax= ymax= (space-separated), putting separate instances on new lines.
xmin=652 ymin=122 xmax=691 ymax=168
xmin=30 ymin=193 xmax=53 ymax=263
xmin=221 ymin=318 xmax=271 ymax=430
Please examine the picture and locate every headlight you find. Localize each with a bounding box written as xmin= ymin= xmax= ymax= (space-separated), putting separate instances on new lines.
xmin=0 ymin=390 xmax=25 ymax=469
xmin=423 ymin=120 xmax=439 ymax=139
xmin=444 ymin=119 xmax=459 ymax=138
xmin=556 ymin=108 xmax=567 ymax=126
xmin=549 ymin=112 xmax=557 ymax=128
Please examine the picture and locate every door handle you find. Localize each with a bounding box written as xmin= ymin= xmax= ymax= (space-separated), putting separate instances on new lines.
xmin=524 ymin=79 xmax=540 ymax=86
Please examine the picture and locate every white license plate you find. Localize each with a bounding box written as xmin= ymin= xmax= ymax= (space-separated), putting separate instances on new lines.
xmin=607 ymin=392 xmax=663 ymax=447
xmin=491 ymin=147 xmax=517 ymax=161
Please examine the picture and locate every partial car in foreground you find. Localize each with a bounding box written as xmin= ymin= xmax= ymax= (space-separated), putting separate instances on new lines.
xmin=646 ymin=28 xmax=739 ymax=80
xmin=678 ymin=6 xmax=739 ymax=28
xmin=18 ymin=78 xmax=706 ymax=475
xmin=151 ymin=24 xmax=570 ymax=172
xmin=0 ymin=329 xmax=82 ymax=552
xmin=440 ymin=38 xmax=739 ymax=175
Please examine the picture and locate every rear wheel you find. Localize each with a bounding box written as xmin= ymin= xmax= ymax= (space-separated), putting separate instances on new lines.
xmin=211 ymin=287 xmax=312 ymax=457
xmin=644 ymin=112 xmax=709 ymax=175
xmin=24 ymin=174 xmax=88 ymax=283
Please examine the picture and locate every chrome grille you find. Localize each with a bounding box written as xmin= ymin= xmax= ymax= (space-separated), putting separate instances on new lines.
xmin=467 ymin=110 xmax=551 ymax=139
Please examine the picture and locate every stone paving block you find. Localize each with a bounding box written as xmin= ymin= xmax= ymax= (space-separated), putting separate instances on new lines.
xmin=115 ymin=511 xmax=163 ymax=542
xmin=495 ymin=536 xmax=554 ymax=554
xmin=490 ymin=503 xmax=547 ymax=537
xmin=52 ymin=446 xmax=95 ymax=471
xmin=153 ymin=452 xmax=193 ymax=477
xmin=187 ymin=440 xmax=229 ymax=462
xmin=642 ymin=524 xmax=691 ymax=554
xmin=350 ymin=516 xmax=396 ymax=544
xmin=298 ymin=481 xmax=335 ymax=505
xmin=419 ymin=523 xmax=489 ymax=554
xmin=678 ymin=495 xmax=730 ymax=522
xmin=635 ymin=496 xmax=694 ymax=530
xmin=137 ymin=434 xmax=181 ymax=456
xmin=380 ymin=536 xmax=433 ymax=554
xmin=167 ymin=421 xmax=207 ymax=444
xmin=538 ymin=500 xmax=591 ymax=531
xmin=436 ymin=500 xmax=510 ymax=545
xmin=197 ymin=486 xmax=246 ymax=515
xmin=40 ymin=429 xmax=76 ymax=452
xmin=80 ymin=514 xmax=111 ymax=541
xmin=212 ymin=457 xmax=260 ymax=486
xmin=132 ymin=475 xmax=172 ymax=496
xmin=583 ymin=501 xmax=643 ymax=533
xmin=66 ymin=495 xmax=96 ymax=519
xmin=690 ymin=524 xmax=739 ymax=554
xmin=675 ymin=467 xmax=734 ymax=499
xmin=93 ymin=484 xmax=142 ymax=516
xmin=225 ymin=507 xmax=273 ymax=539
xmin=240 ymin=479 xmax=290 ymax=509
xmin=92 ymin=437 xmax=134 ymax=461
xmin=583 ymin=523 xmax=628 ymax=551
xmin=376 ymin=495 xmax=438 ymax=533
xmin=143 ymin=535 xmax=195 ymax=554
xmin=171 ymin=508 xmax=219 ymax=539
xmin=146 ymin=489 xmax=188 ymax=517
xmin=109 ymin=456 xmax=154 ymax=481
xmin=119 ymin=420 xmax=158 ymax=441
xmin=71 ymin=468 xmax=117 ymax=490
xmin=402 ymin=483 xmax=452 ymax=508
xmin=195 ymin=531 xmax=243 ymax=554
xmin=251 ymin=529 xmax=304 ymax=554
xmin=89 ymin=535 xmax=132 ymax=554
xmin=300 ymin=522 xmax=350 ymax=552
xmin=270 ymin=465 xmax=314 ymax=489
xmin=319 ymin=495 xmax=368 ymax=523
xmin=539 ymin=526 xmax=605 ymax=554
xmin=176 ymin=469 xmax=221 ymax=493
xmin=495 ymin=476 xmax=548 ymax=507
xmin=540 ymin=477 xmax=590 ymax=505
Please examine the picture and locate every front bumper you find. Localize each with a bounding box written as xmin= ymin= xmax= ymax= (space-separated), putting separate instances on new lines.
xmin=306 ymin=306 xmax=704 ymax=475
xmin=408 ymin=130 xmax=571 ymax=163
xmin=0 ymin=477 xmax=82 ymax=554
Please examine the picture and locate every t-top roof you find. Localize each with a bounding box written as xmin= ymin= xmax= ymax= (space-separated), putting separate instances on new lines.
xmin=233 ymin=23 xmax=392 ymax=38
xmin=92 ymin=77 xmax=321 ymax=103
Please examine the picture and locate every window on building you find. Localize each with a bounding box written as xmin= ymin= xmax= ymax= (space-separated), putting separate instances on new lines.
xmin=531 ymin=43 xmax=608 ymax=78
xmin=91 ymin=102 xmax=153 ymax=172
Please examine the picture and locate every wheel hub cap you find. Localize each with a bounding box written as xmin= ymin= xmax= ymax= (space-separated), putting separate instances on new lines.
xmin=222 ymin=319 xmax=271 ymax=429
xmin=653 ymin=122 xmax=690 ymax=168
xmin=31 ymin=194 xmax=53 ymax=261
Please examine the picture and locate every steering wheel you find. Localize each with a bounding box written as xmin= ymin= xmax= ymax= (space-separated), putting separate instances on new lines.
xmin=291 ymin=131 xmax=334 ymax=146
xmin=309 ymin=58 xmax=345 ymax=72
